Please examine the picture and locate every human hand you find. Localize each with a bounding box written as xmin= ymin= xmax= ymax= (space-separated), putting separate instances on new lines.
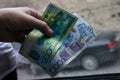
xmin=0 ymin=7 xmax=53 ymax=43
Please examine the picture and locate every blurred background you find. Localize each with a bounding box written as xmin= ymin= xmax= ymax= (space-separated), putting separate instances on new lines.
xmin=0 ymin=0 xmax=120 ymax=31
xmin=0 ymin=0 xmax=120 ymax=80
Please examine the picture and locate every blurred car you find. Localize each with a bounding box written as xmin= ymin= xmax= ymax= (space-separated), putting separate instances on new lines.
xmin=65 ymin=30 xmax=120 ymax=70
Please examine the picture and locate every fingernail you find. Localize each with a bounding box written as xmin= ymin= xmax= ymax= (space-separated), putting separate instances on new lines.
xmin=48 ymin=28 xmax=53 ymax=37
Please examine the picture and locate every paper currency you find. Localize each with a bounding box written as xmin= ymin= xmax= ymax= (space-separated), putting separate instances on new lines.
xmin=45 ymin=13 xmax=96 ymax=76
xmin=20 ymin=3 xmax=77 ymax=76
xmin=20 ymin=3 xmax=96 ymax=77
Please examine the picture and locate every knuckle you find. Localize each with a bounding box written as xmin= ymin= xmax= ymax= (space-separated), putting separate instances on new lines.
xmin=24 ymin=7 xmax=30 ymax=10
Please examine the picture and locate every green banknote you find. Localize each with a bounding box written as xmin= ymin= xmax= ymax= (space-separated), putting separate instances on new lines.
xmin=20 ymin=3 xmax=77 ymax=74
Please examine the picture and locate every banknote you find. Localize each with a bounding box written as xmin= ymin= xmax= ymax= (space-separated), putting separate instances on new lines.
xmin=20 ymin=3 xmax=77 ymax=75
xmin=45 ymin=13 xmax=96 ymax=76
xmin=60 ymin=13 xmax=96 ymax=66
xmin=73 ymin=13 xmax=96 ymax=42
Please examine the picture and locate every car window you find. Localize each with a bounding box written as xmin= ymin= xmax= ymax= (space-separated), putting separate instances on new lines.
xmin=1 ymin=0 xmax=120 ymax=80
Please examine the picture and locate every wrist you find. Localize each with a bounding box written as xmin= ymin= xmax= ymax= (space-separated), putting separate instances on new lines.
xmin=0 ymin=9 xmax=5 ymax=18
xmin=0 ymin=9 xmax=9 ymax=31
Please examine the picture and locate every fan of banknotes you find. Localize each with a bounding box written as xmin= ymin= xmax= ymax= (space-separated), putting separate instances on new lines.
xmin=20 ymin=3 xmax=96 ymax=77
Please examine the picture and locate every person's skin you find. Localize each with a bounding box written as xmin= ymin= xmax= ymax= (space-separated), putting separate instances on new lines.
xmin=0 ymin=7 xmax=53 ymax=43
